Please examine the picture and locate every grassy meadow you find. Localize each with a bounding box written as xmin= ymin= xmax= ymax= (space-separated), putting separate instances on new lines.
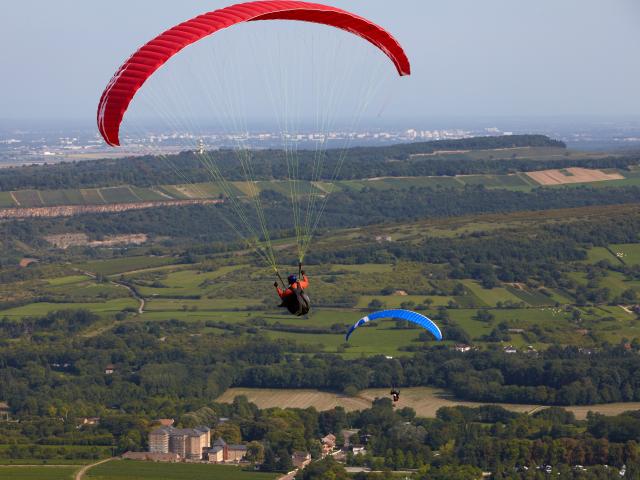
xmin=85 ymin=460 xmax=279 ymax=480
xmin=0 ymin=466 xmax=79 ymax=480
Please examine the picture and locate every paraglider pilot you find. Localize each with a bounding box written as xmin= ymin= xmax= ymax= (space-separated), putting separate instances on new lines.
xmin=390 ymin=388 xmax=400 ymax=403
xmin=274 ymin=262 xmax=310 ymax=316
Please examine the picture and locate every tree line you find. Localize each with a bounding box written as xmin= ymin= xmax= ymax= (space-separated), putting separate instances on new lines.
xmin=3 ymin=135 xmax=620 ymax=191
xmin=4 ymin=314 xmax=640 ymax=420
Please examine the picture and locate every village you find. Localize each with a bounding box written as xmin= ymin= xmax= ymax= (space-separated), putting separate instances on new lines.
xmin=120 ymin=419 xmax=366 ymax=474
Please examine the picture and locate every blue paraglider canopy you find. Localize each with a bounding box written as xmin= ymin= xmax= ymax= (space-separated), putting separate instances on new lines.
xmin=345 ymin=309 xmax=443 ymax=342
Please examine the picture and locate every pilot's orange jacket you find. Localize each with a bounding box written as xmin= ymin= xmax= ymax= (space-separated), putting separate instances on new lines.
xmin=277 ymin=275 xmax=309 ymax=298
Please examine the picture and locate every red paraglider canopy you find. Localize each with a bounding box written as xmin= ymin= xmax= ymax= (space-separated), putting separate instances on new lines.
xmin=97 ymin=0 xmax=411 ymax=146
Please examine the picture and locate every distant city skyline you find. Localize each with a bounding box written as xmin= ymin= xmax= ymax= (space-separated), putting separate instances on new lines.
xmin=2 ymin=0 xmax=640 ymax=126
xmin=5 ymin=119 xmax=640 ymax=167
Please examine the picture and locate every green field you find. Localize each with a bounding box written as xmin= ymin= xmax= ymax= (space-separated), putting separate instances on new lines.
xmin=0 ymin=459 xmax=91 ymax=466
xmin=505 ymin=285 xmax=555 ymax=307
xmin=0 ymin=191 xmax=15 ymax=207
xmin=80 ymin=189 xmax=106 ymax=204
xmin=86 ymin=460 xmax=278 ymax=480
xmin=0 ymin=299 xmax=137 ymax=319
xmin=568 ymin=270 xmax=640 ymax=298
xmin=600 ymin=271 xmax=640 ymax=297
xmin=267 ymin=318 xmax=426 ymax=356
xmin=341 ymin=176 xmax=461 ymax=191
xmin=0 ymin=466 xmax=78 ymax=480
xmin=461 ymin=280 xmax=524 ymax=306
xmin=43 ymin=281 xmax=127 ymax=299
xmin=47 ymin=275 xmax=88 ymax=286
xmin=129 ymin=187 xmax=167 ymax=201
xmin=99 ymin=187 xmax=139 ymax=203
xmin=2 ymin=202 xmax=640 ymax=352
xmin=77 ymin=256 xmax=176 ymax=276
xmin=458 ymin=173 xmax=530 ymax=189
xmin=585 ymin=247 xmax=620 ymax=265
xmin=168 ymin=182 xmax=234 ymax=199
xmin=2 ymin=161 xmax=638 ymax=209
xmin=4 ymin=241 xmax=637 ymax=350
xmin=611 ymin=244 xmax=640 ymax=265
xmin=257 ymin=180 xmax=321 ymax=197
xmin=12 ymin=190 xmax=43 ymax=207
xmin=331 ymin=263 xmax=393 ymax=274
xmin=132 ymin=265 xmax=245 ymax=297
xmin=144 ymin=297 xmax=256 ymax=312
xmin=154 ymin=185 xmax=187 ymax=199
xmin=40 ymin=189 xmax=85 ymax=206
xmin=355 ymin=294 xmax=453 ymax=308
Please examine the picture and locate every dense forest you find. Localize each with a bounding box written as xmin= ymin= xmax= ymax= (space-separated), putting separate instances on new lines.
xmin=2 ymin=312 xmax=640 ymax=420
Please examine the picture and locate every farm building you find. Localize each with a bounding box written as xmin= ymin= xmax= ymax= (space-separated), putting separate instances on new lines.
xmin=0 ymin=402 xmax=9 ymax=422
xmin=321 ymin=433 xmax=336 ymax=456
xmin=207 ymin=437 xmax=248 ymax=463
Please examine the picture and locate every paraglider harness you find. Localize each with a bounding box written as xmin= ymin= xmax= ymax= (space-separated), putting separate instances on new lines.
xmin=277 ymin=264 xmax=310 ymax=316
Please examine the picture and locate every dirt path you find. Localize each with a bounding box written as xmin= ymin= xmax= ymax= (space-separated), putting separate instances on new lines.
xmin=277 ymin=469 xmax=299 ymax=480
xmin=527 ymin=406 xmax=547 ymax=416
xmin=75 ymin=457 xmax=114 ymax=480
xmin=9 ymin=192 xmax=20 ymax=206
xmin=69 ymin=269 xmax=145 ymax=337
xmin=619 ymin=305 xmax=635 ymax=315
xmin=73 ymin=269 xmax=145 ymax=315
xmin=116 ymin=281 xmax=145 ymax=314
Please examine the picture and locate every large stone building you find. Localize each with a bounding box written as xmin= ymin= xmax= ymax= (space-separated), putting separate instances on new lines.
xmin=148 ymin=425 xmax=211 ymax=460
xmin=149 ymin=427 xmax=170 ymax=453
xmin=207 ymin=438 xmax=248 ymax=463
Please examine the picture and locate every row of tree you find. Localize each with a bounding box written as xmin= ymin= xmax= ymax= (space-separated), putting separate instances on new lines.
xmin=0 ymin=135 xmax=567 ymax=190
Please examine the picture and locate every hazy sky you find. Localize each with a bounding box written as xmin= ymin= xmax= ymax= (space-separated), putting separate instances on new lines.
xmin=2 ymin=0 xmax=640 ymax=125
